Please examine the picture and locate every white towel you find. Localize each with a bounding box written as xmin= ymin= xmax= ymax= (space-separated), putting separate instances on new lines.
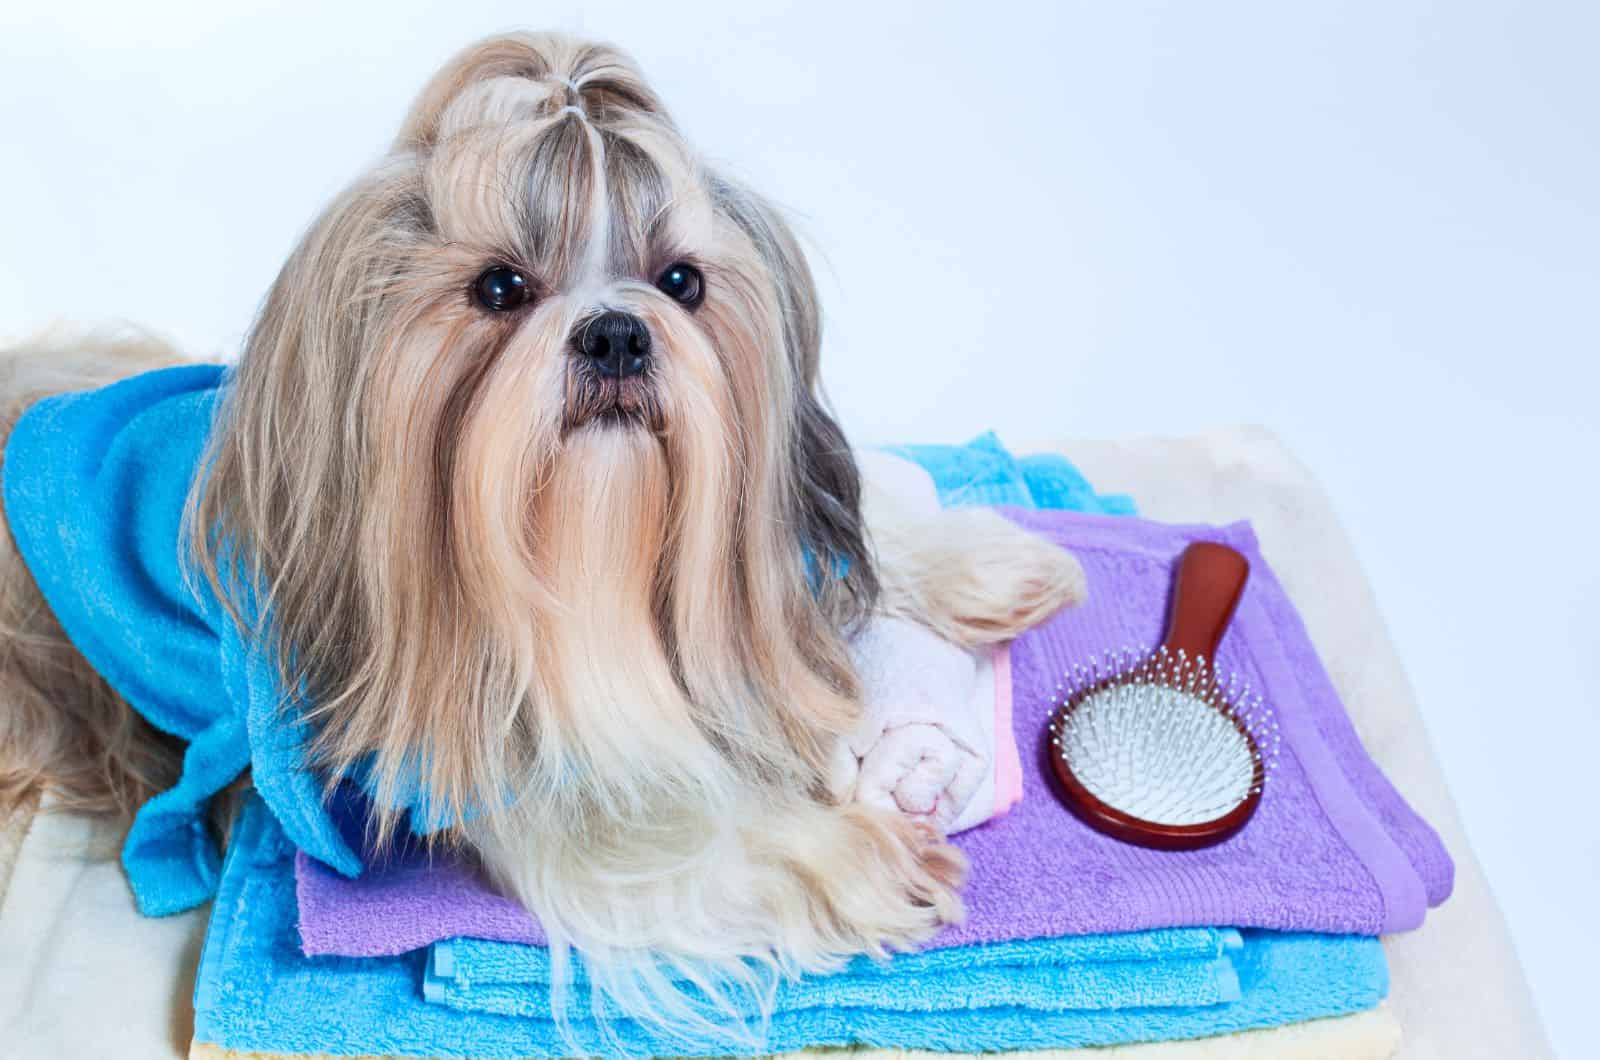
xmin=832 ymin=616 xmax=1020 ymax=834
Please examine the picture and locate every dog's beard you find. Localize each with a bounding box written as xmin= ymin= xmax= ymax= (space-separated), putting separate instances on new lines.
xmin=524 ymin=423 xmax=716 ymax=791
xmin=562 ymin=367 xmax=663 ymax=432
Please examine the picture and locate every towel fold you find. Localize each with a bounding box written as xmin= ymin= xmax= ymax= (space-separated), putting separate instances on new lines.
xmin=421 ymin=930 xmax=1245 ymax=1021
xmin=196 ymin=794 xmax=1390 ymax=1058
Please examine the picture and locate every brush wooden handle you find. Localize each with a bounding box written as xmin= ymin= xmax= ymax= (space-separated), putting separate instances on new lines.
xmin=1160 ymin=542 xmax=1250 ymax=663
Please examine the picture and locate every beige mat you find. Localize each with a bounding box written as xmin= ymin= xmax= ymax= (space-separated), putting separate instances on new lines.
xmin=0 ymin=427 xmax=1549 ymax=1058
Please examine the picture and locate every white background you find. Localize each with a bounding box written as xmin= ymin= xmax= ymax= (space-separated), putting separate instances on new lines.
xmin=2 ymin=1 xmax=1594 ymax=1054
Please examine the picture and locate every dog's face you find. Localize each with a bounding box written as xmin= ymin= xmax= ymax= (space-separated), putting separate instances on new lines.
xmin=194 ymin=34 xmax=876 ymax=833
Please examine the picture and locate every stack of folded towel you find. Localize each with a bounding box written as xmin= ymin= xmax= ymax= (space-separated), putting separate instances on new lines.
xmin=188 ymin=434 xmax=1452 ymax=1059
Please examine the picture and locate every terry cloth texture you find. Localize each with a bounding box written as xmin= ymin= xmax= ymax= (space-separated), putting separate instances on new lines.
xmin=0 ymin=366 xmax=364 ymax=915
xmin=193 ymin=794 xmax=1388 ymax=1057
xmin=884 ymin=432 xmax=1137 ymax=514
xmin=945 ymin=510 xmax=1453 ymax=940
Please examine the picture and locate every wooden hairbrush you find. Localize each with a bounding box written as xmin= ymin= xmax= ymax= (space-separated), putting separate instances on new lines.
xmin=1046 ymin=542 xmax=1279 ymax=850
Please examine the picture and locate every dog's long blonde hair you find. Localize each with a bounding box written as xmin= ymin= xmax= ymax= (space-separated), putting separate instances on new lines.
xmin=182 ymin=33 xmax=951 ymax=1045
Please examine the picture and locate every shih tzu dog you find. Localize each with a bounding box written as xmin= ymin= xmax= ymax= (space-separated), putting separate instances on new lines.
xmin=0 ymin=32 xmax=1083 ymax=1039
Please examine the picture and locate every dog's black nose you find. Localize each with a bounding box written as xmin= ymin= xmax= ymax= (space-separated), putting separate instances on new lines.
xmin=575 ymin=310 xmax=651 ymax=378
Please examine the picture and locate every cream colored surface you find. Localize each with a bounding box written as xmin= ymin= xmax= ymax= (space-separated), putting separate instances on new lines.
xmin=0 ymin=428 xmax=1548 ymax=1058
xmin=0 ymin=803 xmax=207 ymax=1058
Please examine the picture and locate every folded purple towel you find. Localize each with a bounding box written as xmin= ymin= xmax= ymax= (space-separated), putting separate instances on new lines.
xmin=296 ymin=512 xmax=1451 ymax=958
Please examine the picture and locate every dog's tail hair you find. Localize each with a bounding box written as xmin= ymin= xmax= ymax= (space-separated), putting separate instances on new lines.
xmin=0 ymin=328 xmax=189 ymax=821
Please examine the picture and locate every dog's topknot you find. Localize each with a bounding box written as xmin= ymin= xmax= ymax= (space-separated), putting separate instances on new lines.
xmin=397 ymin=32 xmax=669 ymax=148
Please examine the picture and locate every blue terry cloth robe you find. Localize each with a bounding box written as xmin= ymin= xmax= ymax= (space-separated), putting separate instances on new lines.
xmin=1 ymin=364 xmax=364 ymax=915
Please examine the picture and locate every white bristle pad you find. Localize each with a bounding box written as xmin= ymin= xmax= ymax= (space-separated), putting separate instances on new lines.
xmin=1057 ymin=681 xmax=1257 ymax=827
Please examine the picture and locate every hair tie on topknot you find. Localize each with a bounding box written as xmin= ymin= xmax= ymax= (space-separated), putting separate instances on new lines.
xmin=546 ymin=75 xmax=587 ymax=119
xmin=546 ymin=75 xmax=584 ymax=100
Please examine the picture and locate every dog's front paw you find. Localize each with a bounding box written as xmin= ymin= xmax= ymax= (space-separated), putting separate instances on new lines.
xmin=878 ymin=507 xmax=1088 ymax=648
xmin=900 ymin=816 xmax=967 ymax=925
xmin=987 ymin=534 xmax=1087 ymax=634
xmin=809 ymin=804 xmax=966 ymax=955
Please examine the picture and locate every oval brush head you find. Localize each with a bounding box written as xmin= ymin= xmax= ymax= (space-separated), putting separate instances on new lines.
xmin=1046 ymin=543 xmax=1280 ymax=851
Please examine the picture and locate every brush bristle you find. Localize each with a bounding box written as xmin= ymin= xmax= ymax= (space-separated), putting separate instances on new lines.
xmin=1049 ymin=648 xmax=1280 ymax=828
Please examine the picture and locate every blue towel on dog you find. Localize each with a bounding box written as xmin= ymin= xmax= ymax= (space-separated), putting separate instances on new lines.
xmin=0 ymin=366 xmax=365 ymax=915
xmin=194 ymin=793 xmax=1388 ymax=1058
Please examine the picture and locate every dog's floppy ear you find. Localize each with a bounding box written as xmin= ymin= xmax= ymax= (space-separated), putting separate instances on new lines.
xmin=710 ymin=176 xmax=879 ymax=628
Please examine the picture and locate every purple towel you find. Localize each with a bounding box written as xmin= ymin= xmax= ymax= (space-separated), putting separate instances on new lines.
xmin=296 ymin=512 xmax=1451 ymax=958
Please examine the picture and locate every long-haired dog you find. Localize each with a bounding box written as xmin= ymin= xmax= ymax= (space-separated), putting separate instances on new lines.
xmin=0 ymin=32 xmax=1083 ymax=1040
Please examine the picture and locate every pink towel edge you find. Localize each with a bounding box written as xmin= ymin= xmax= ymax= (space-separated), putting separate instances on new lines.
xmin=992 ymin=643 xmax=1023 ymax=814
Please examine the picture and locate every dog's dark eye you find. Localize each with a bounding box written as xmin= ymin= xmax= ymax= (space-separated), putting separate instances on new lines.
xmin=655 ymin=262 xmax=703 ymax=309
xmin=474 ymin=266 xmax=531 ymax=312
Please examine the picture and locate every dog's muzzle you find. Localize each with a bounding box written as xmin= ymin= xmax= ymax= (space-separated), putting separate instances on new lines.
xmin=573 ymin=310 xmax=651 ymax=379
xmin=564 ymin=311 xmax=662 ymax=431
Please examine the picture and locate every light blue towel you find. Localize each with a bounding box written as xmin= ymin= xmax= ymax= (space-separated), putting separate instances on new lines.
xmin=885 ymin=431 xmax=1137 ymax=514
xmin=194 ymin=794 xmax=1388 ymax=1058
xmin=422 ymin=930 xmax=1245 ymax=1021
